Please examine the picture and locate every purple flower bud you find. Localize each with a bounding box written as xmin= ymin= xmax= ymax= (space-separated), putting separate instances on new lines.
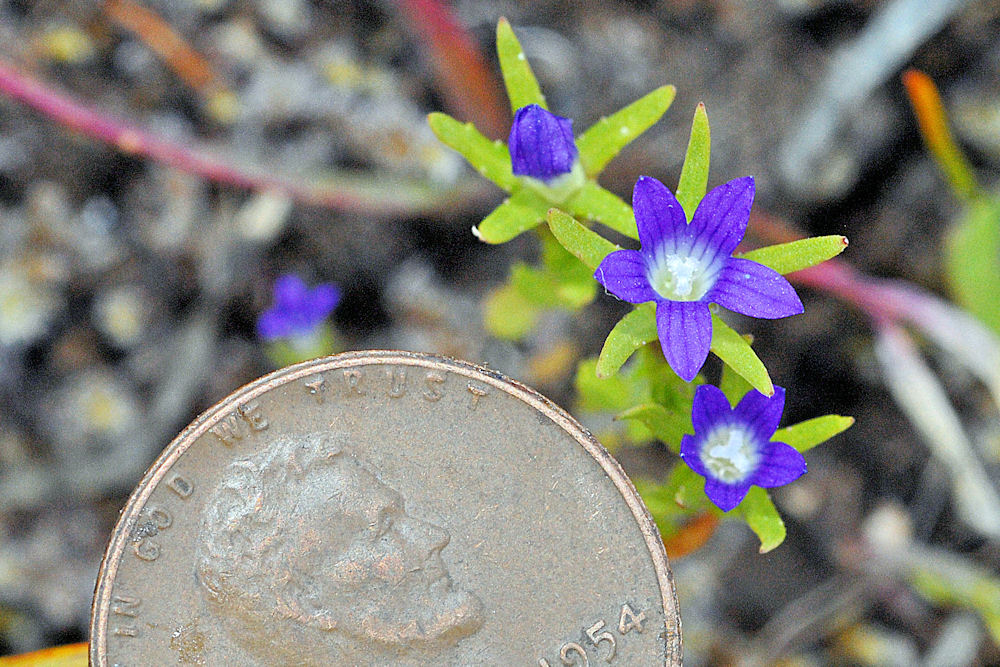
xmin=257 ymin=274 xmax=340 ymax=341
xmin=509 ymin=104 xmax=578 ymax=183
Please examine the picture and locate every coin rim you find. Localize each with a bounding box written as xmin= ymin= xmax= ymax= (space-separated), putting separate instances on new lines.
xmin=90 ymin=350 xmax=682 ymax=665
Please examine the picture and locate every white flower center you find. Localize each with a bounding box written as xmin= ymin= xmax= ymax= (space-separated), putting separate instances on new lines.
xmin=650 ymin=252 xmax=711 ymax=301
xmin=703 ymin=427 xmax=759 ymax=483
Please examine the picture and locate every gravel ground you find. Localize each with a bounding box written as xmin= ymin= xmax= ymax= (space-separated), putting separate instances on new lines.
xmin=1 ymin=0 xmax=999 ymax=664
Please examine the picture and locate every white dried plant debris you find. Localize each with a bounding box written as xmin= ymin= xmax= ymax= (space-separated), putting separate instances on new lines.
xmin=0 ymin=263 xmax=61 ymax=348
xmin=92 ymin=285 xmax=152 ymax=348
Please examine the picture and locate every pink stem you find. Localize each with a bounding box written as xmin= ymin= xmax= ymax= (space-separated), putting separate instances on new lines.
xmin=0 ymin=59 xmax=473 ymax=215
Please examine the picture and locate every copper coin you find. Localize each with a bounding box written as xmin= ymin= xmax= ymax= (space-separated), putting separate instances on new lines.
xmin=90 ymin=351 xmax=681 ymax=665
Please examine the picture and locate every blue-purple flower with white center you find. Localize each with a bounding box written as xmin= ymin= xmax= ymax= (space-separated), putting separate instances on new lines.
xmin=594 ymin=175 xmax=803 ymax=381
xmin=509 ymin=104 xmax=579 ymax=185
xmin=680 ymin=384 xmax=806 ymax=512
xmin=257 ymin=274 xmax=340 ymax=341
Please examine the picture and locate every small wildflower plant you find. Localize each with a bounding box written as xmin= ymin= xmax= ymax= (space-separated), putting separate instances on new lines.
xmin=429 ymin=18 xmax=855 ymax=553
xmin=257 ymin=273 xmax=342 ymax=366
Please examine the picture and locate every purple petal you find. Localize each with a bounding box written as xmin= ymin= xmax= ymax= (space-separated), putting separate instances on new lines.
xmin=655 ymin=300 xmax=712 ymax=382
xmin=273 ymin=274 xmax=308 ymax=306
xmin=691 ymin=384 xmax=733 ymax=434
xmin=594 ymin=250 xmax=657 ymax=304
xmin=256 ymin=308 xmax=291 ymax=340
xmin=679 ymin=433 xmax=709 ymax=477
xmin=750 ymin=441 xmax=807 ymax=488
xmin=707 ymin=258 xmax=803 ymax=319
xmin=633 ymin=176 xmax=689 ymax=258
xmin=704 ymin=479 xmax=751 ymax=512
xmin=307 ymin=284 xmax=341 ymax=318
xmin=689 ymin=177 xmax=754 ymax=264
xmin=509 ymin=105 xmax=577 ymax=182
xmin=734 ymin=385 xmax=785 ymax=442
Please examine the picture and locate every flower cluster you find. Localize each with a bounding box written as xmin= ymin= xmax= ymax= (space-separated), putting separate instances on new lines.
xmin=423 ymin=18 xmax=853 ymax=533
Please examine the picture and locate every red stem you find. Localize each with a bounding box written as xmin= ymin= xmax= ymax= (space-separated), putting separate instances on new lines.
xmin=396 ymin=0 xmax=508 ymax=139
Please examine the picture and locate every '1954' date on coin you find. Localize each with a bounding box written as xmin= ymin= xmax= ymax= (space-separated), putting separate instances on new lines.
xmin=538 ymin=603 xmax=647 ymax=666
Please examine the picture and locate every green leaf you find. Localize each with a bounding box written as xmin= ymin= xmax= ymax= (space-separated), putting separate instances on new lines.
xmin=737 ymin=487 xmax=786 ymax=553
xmin=616 ymin=403 xmax=692 ymax=452
xmin=945 ymin=197 xmax=1000 ymax=335
xmin=664 ymin=462 xmax=708 ymax=511
xmin=576 ymin=357 xmax=638 ymax=413
xmin=427 ymin=112 xmax=516 ymax=191
xmin=546 ymin=208 xmax=619 ymax=270
xmin=565 ymin=182 xmax=638 ymax=239
xmin=509 ymin=263 xmax=594 ymax=310
xmin=772 ymin=414 xmax=855 ymax=452
xmin=483 ymin=283 xmax=540 ymax=340
xmin=576 ymin=85 xmax=676 ymax=178
xmin=710 ymin=314 xmax=773 ymax=396
xmin=739 ymin=236 xmax=849 ymax=275
xmin=473 ymin=188 xmax=548 ymax=243
xmin=597 ymin=303 xmax=658 ymax=378
xmin=496 ymin=18 xmax=546 ymax=113
xmin=910 ymin=560 xmax=1000 ymax=645
xmin=675 ymin=103 xmax=710 ymax=221
xmin=719 ymin=359 xmax=753 ymax=406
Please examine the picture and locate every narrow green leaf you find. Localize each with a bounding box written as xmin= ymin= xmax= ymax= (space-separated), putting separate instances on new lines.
xmin=739 ymin=236 xmax=849 ymax=275
xmin=719 ymin=358 xmax=753 ymax=406
xmin=546 ymin=208 xmax=619 ymax=270
xmin=773 ymin=414 xmax=854 ymax=452
xmin=710 ymin=314 xmax=773 ymax=396
xmin=665 ymin=462 xmax=708 ymax=511
xmin=738 ymin=487 xmax=786 ymax=553
xmin=496 ymin=18 xmax=546 ymax=112
xmin=576 ymin=85 xmax=676 ymax=178
xmin=508 ymin=263 xmax=593 ymax=310
xmin=675 ymin=104 xmax=710 ymax=221
xmin=483 ymin=283 xmax=540 ymax=340
xmin=474 ymin=189 xmax=547 ymax=244
xmin=617 ymin=403 xmax=692 ymax=452
xmin=564 ymin=182 xmax=638 ymax=240
xmin=575 ymin=357 xmax=635 ymax=413
xmin=596 ymin=303 xmax=657 ymax=378
xmin=427 ymin=112 xmax=516 ymax=191
xmin=945 ymin=197 xmax=1000 ymax=334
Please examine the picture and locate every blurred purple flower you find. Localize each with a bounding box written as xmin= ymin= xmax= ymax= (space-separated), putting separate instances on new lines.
xmin=508 ymin=104 xmax=578 ymax=183
xmin=681 ymin=384 xmax=806 ymax=512
xmin=257 ymin=274 xmax=340 ymax=341
xmin=594 ymin=176 xmax=802 ymax=381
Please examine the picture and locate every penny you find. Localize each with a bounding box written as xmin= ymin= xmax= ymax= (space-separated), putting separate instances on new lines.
xmin=90 ymin=351 xmax=681 ymax=666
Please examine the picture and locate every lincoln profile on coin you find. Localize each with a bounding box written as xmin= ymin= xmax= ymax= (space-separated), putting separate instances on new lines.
xmin=195 ymin=433 xmax=484 ymax=664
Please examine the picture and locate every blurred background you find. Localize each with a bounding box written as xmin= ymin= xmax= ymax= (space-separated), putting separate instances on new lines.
xmin=1 ymin=0 xmax=999 ymax=664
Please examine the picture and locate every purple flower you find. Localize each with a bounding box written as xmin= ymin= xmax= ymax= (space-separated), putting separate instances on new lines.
xmin=257 ymin=274 xmax=340 ymax=341
xmin=594 ymin=176 xmax=802 ymax=381
xmin=680 ymin=384 xmax=806 ymax=512
xmin=509 ymin=104 xmax=578 ymax=183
